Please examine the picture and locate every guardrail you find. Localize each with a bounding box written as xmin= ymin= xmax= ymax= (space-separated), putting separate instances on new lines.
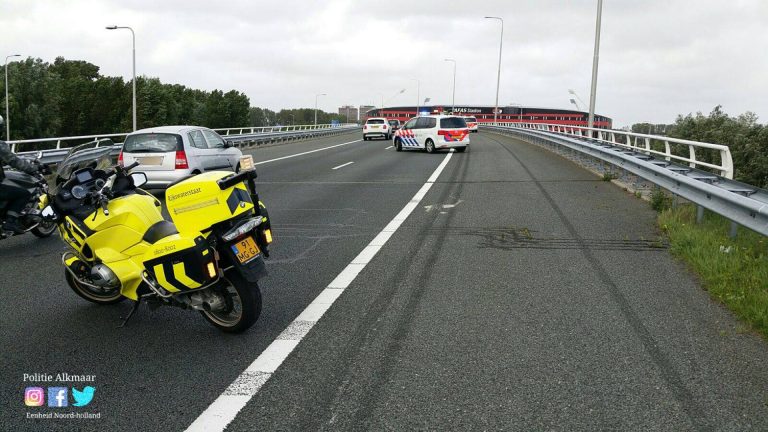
xmin=493 ymin=122 xmax=734 ymax=179
xmin=481 ymin=123 xmax=768 ymax=237
xmin=7 ymin=123 xmax=361 ymax=164
xmin=213 ymin=123 xmax=353 ymax=135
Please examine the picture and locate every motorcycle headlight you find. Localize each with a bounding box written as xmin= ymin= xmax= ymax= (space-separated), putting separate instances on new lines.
xmin=222 ymin=217 xmax=262 ymax=242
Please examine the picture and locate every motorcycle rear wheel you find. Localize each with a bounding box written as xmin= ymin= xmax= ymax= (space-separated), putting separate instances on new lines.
xmin=65 ymin=270 xmax=124 ymax=304
xmin=200 ymin=271 xmax=261 ymax=333
xmin=31 ymin=219 xmax=57 ymax=238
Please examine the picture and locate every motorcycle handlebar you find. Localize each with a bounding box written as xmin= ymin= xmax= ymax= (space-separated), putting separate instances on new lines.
xmin=217 ymin=170 xmax=257 ymax=190
xmin=123 ymin=161 xmax=140 ymax=172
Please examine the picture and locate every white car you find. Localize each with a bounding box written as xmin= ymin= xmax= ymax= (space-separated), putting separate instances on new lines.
xmin=464 ymin=116 xmax=479 ymax=133
xmin=363 ymin=117 xmax=392 ymax=140
xmin=119 ymin=125 xmax=242 ymax=188
xmin=393 ymin=115 xmax=470 ymax=153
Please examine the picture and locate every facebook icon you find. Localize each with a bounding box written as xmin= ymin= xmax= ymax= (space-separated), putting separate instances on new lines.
xmin=47 ymin=387 xmax=68 ymax=407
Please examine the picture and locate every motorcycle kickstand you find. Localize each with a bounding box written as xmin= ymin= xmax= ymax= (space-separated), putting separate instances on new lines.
xmin=119 ymin=299 xmax=141 ymax=328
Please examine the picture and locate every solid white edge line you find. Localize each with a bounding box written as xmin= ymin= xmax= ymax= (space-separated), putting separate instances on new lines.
xmin=331 ymin=161 xmax=355 ymax=170
xmin=253 ymin=139 xmax=361 ymax=166
xmin=385 ymin=145 xmax=393 ymax=149
xmin=184 ymin=149 xmax=455 ymax=432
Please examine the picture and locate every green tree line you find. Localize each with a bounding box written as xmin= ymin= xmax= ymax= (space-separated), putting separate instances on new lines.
xmin=631 ymin=106 xmax=768 ymax=189
xmin=249 ymin=107 xmax=347 ymax=127
xmin=1 ymin=56 xmax=346 ymax=141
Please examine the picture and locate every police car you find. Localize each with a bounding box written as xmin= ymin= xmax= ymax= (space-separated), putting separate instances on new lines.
xmin=393 ymin=115 xmax=469 ymax=153
xmin=464 ymin=116 xmax=479 ymax=133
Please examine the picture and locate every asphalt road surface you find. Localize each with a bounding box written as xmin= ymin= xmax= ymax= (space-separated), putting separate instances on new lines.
xmin=2 ymin=130 xmax=768 ymax=431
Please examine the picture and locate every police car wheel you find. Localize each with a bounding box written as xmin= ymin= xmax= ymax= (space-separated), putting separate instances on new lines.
xmin=395 ymin=139 xmax=403 ymax=151
xmin=425 ymin=139 xmax=435 ymax=154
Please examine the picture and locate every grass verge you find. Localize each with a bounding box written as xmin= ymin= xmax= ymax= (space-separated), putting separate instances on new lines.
xmin=658 ymin=204 xmax=768 ymax=337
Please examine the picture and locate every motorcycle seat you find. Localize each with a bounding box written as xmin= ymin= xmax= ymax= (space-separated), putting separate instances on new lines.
xmin=142 ymin=220 xmax=179 ymax=244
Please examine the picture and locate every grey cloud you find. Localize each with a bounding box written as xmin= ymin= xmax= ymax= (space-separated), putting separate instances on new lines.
xmin=1 ymin=0 xmax=767 ymax=127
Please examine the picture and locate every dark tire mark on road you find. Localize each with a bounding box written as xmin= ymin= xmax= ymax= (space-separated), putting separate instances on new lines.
xmin=287 ymin=152 xmax=469 ymax=431
xmin=485 ymin=133 xmax=708 ymax=431
xmin=349 ymin=150 xmax=472 ymax=429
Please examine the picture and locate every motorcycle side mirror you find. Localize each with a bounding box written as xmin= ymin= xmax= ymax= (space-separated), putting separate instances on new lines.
xmin=130 ymin=172 xmax=148 ymax=188
xmin=41 ymin=205 xmax=57 ymax=220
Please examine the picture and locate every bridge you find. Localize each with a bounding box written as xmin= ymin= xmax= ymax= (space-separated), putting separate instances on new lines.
xmin=2 ymin=125 xmax=768 ymax=431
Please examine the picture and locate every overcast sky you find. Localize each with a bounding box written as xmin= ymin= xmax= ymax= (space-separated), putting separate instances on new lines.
xmin=3 ymin=0 xmax=768 ymax=127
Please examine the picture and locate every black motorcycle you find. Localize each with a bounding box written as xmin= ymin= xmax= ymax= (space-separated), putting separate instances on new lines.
xmin=0 ymin=153 xmax=57 ymax=239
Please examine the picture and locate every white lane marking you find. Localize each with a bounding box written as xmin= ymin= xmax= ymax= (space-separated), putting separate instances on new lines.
xmin=385 ymin=145 xmax=393 ymax=150
xmin=185 ymin=149 xmax=455 ymax=432
xmin=253 ymin=139 xmax=361 ymax=166
xmin=331 ymin=161 xmax=354 ymax=170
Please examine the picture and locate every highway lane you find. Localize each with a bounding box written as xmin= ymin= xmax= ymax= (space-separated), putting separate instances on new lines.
xmin=227 ymin=131 xmax=768 ymax=431
xmin=3 ymin=129 xmax=768 ymax=431
xmin=0 ymin=130 xmax=447 ymax=431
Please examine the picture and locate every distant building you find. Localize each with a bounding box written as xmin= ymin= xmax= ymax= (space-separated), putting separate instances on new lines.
xmin=338 ymin=105 xmax=359 ymax=123
xmin=365 ymin=105 xmax=612 ymax=128
xmin=359 ymin=105 xmax=375 ymax=121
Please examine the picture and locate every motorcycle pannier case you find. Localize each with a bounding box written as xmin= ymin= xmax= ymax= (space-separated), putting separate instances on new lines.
xmin=142 ymin=233 xmax=218 ymax=293
xmin=165 ymin=172 xmax=255 ymax=233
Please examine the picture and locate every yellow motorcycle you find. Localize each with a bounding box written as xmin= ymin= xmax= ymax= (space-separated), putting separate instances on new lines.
xmin=42 ymin=142 xmax=273 ymax=333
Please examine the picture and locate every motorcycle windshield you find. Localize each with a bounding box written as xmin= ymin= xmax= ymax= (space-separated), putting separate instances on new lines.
xmin=53 ymin=139 xmax=115 ymax=191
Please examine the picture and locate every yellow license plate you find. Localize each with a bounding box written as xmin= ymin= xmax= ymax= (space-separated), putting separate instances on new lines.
xmin=231 ymin=236 xmax=260 ymax=263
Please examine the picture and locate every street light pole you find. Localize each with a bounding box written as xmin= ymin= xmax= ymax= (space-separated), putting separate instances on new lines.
xmin=485 ymin=16 xmax=503 ymax=124
xmin=587 ymin=0 xmax=603 ymax=130
xmin=314 ymin=93 xmax=326 ymax=125
xmin=106 ymin=26 xmax=137 ymax=131
xmin=4 ymin=54 xmax=21 ymax=140
xmin=410 ymin=79 xmax=420 ymax=117
xmin=568 ymin=89 xmax=587 ymax=111
xmin=444 ymin=58 xmax=456 ymax=113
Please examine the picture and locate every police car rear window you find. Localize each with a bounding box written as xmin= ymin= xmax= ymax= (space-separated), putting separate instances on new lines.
xmin=367 ymin=119 xmax=385 ymax=124
xmin=123 ymin=133 xmax=183 ymax=153
xmin=440 ymin=117 xmax=467 ymax=128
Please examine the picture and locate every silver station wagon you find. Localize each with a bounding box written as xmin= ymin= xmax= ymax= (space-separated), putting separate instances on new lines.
xmin=119 ymin=125 xmax=242 ymax=188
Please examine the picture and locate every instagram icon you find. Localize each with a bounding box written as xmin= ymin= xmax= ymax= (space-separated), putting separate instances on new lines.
xmin=24 ymin=387 xmax=45 ymax=407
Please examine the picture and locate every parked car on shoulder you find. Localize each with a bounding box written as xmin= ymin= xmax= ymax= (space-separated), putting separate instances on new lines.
xmin=118 ymin=125 xmax=242 ymax=188
xmin=388 ymin=119 xmax=401 ymax=132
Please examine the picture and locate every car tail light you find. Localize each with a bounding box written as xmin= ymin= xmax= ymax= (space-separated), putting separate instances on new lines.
xmin=363 ymin=125 xmax=368 ymax=130
xmin=383 ymin=125 xmax=387 ymax=129
xmin=117 ymin=151 xmax=124 ymax=166
xmin=175 ymin=150 xmax=189 ymax=169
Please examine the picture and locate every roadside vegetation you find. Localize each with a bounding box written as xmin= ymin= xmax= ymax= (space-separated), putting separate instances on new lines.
xmin=631 ymin=107 xmax=768 ymax=336
xmin=657 ymin=204 xmax=768 ymax=337
xmin=0 ymin=56 xmax=346 ymax=141
xmin=632 ymin=106 xmax=768 ymax=189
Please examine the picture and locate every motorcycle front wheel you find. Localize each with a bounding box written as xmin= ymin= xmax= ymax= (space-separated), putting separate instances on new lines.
xmin=65 ymin=270 xmax=124 ymax=304
xmin=31 ymin=219 xmax=57 ymax=238
xmin=200 ymin=271 xmax=261 ymax=333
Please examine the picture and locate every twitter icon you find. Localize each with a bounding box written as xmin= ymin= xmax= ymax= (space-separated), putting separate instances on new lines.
xmin=71 ymin=386 xmax=95 ymax=407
